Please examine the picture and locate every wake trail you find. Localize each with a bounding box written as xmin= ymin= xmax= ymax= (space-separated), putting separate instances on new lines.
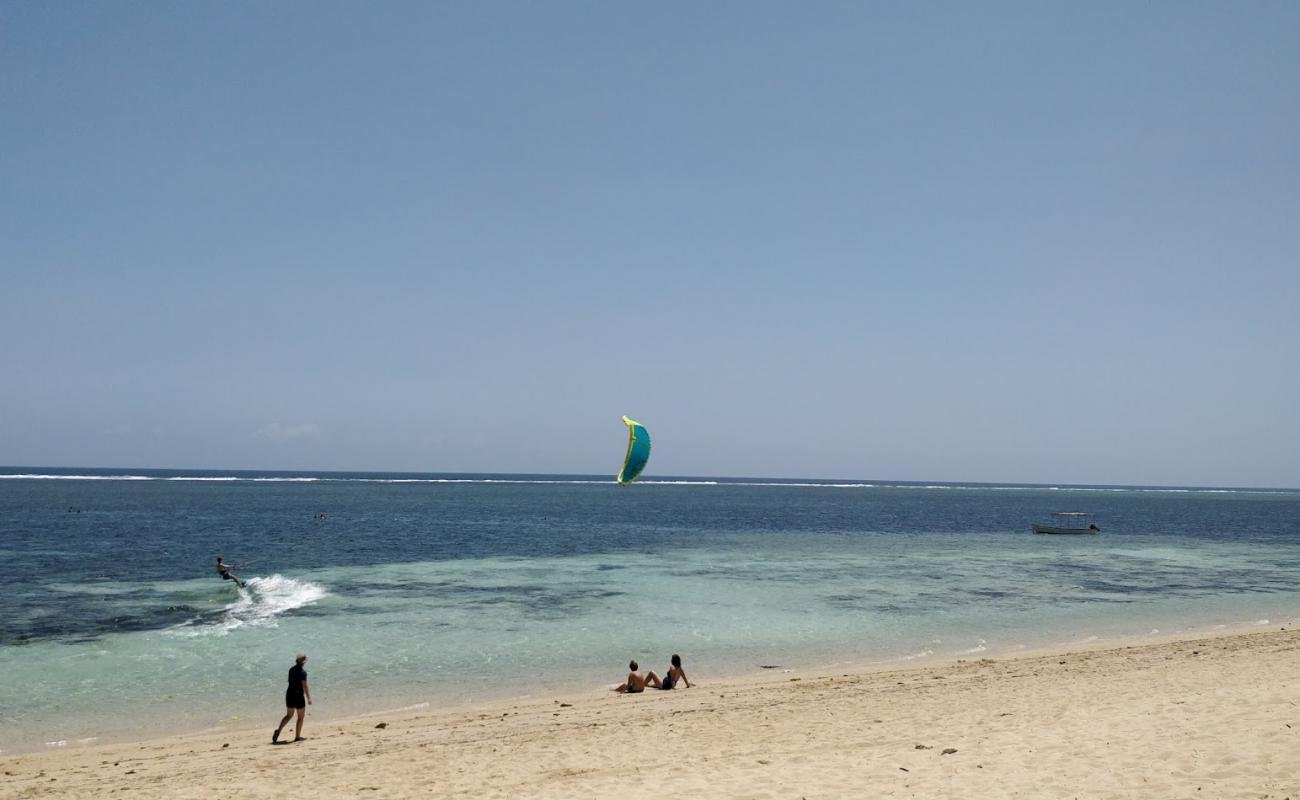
xmin=166 ymin=574 xmax=327 ymax=637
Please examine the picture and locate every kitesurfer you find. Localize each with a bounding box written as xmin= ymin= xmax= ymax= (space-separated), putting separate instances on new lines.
xmin=215 ymin=555 xmax=246 ymax=588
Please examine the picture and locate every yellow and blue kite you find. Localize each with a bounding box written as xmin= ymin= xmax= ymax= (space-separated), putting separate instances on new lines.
xmin=617 ymin=416 xmax=651 ymax=485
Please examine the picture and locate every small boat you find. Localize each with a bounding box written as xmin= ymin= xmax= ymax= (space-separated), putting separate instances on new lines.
xmin=1032 ymin=512 xmax=1100 ymax=535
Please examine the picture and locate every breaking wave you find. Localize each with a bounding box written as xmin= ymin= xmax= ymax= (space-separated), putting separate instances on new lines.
xmin=1 ymin=472 xmax=1294 ymax=495
xmin=166 ymin=574 xmax=327 ymax=637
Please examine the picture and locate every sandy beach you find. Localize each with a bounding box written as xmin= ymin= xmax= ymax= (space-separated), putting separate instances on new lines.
xmin=4 ymin=627 xmax=1296 ymax=799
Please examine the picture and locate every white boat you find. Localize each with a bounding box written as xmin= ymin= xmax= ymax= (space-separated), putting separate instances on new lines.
xmin=1032 ymin=512 xmax=1100 ymax=535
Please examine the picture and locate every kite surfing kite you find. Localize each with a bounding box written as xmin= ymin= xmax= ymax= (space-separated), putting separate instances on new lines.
xmin=617 ymin=416 xmax=651 ymax=485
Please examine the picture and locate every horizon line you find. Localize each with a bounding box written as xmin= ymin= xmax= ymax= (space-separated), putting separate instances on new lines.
xmin=1 ymin=465 xmax=1296 ymax=494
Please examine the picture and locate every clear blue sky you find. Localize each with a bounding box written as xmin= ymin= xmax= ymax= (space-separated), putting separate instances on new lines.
xmin=2 ymin=2 xmax=1298 ymax=486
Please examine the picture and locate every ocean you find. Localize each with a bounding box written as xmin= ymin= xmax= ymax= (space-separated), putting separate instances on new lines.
xmin=3 ymin=468 xmax=1299 ymax=754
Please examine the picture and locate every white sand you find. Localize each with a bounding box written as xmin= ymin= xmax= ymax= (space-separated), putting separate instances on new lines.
xmin=4 ymin=628 xmax=1298 ymax=799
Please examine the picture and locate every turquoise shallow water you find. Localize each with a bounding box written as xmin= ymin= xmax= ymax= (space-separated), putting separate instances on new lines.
xmin=3 ymin=469 xmax=1299 ymax=752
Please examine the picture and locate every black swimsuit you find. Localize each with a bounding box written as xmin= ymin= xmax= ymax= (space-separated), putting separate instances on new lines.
xmin=286 ymin=665 xmax=307 ymax=709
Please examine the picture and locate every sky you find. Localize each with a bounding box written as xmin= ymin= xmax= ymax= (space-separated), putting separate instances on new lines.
xmin=1 ymin=2 xmax=1298 ymax=487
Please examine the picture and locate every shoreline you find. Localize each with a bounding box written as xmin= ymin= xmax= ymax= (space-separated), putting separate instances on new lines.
xmin=6 ymin=625 xmax=1297 ymax=798
xmin=5 ymin=613 xmax=1296 ymax=757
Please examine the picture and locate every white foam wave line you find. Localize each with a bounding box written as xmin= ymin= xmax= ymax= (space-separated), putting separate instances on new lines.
xmin=0 ymin=474 xmax=155 ymax=480
xmin=378 ymin=478 xmax=610 ymax=484
xmin=165 ymin=574 xmax=327 ymax=638
xmin=0 ymin=474 xmax=619 ymax=485
xmin=1 ymin=473 xmax=1295 ymax=495
xmin=642 ymin=481 xmax=1300 ymax=494
xmin=373 ymin=701 xmax=431 ymax=715
xmin=372 ymin=480 xmax=1289 ymax=494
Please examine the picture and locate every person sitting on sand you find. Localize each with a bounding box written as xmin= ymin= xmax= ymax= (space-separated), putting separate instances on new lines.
xmin=646 ymin=653 xmax=691 ymax=690
xmin=273 ymin=654 xmax=312 ymax=743
xmin=215 ymin=555 xmax=246 ymax=588
xmin=614 ymin=660 xmax=648 ymax=693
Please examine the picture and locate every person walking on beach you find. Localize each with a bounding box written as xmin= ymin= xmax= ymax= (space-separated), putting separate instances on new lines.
xmin=647 ymin=654 xmax=691 ymax=690
xmin=614 ymin=660 xmax=648 ymax=693
xmin=273 ymin=654 xmax=312 ymax=743
xmin=215 ymin=555 xmax=246 ymax=588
